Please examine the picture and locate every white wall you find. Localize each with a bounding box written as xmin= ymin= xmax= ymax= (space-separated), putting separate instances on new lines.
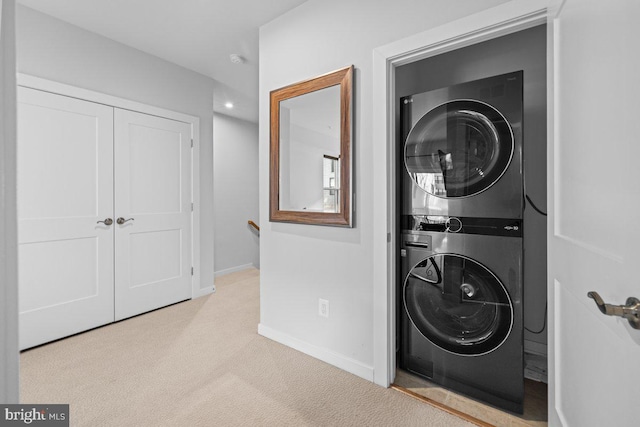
xmin=213 ymin=113 xmax=259 ymax=274
xmin=0 ymin=0 xmax=19 ymax=404
xmin=288 ymin=124 xmax=339 ymax=211
xmin=259 ymin=0 xmax=512 ymax=379
xmin=15 ymin=5 xmax=216 ymax=289
xmin=290 ymin=142 xmax=323 ymax=211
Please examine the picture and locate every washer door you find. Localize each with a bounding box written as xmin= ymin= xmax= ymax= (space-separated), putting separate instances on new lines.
xmin=404 ymin=100 xmax=513 ymax=198
xmin=403 ymin=254 xmax=513 ymax=356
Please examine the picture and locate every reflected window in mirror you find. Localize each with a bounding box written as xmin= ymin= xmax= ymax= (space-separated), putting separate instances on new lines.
xmin=270 ymin=66 xmax=353 ymax=227
xmin=323 ymin=155 xmax=339 ymax=212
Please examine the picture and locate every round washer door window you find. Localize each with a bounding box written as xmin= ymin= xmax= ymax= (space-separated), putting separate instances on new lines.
xmin=404 ymin=100 xmax=513 ymax=198
xmin=403 ymin=254 xmax=513 ymax=356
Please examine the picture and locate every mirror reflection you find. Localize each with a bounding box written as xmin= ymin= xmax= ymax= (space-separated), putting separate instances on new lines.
xmin=269 ymin=65 xmax=352 ymax=227
xmin=323 ymin=155 xmax=339 ymax=212
xmin=279 ymin=85 xmax=341 ymax=212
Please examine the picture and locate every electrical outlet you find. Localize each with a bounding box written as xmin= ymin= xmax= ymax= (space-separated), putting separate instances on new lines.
xmin=319 ymin=299 xmax=329 ymax=318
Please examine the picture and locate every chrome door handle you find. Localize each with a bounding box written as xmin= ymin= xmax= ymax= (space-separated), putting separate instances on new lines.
xmin=587 ymin=291 xmax=640 ymax=329
xmin=116 ymin=217 xmax=134 ymax=225
xmin=97 ymin=218 xmax=113 ymax=226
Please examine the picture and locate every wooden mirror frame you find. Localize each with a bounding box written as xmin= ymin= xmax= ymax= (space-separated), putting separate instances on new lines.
xmin=269 ymin=65 xmax=353 ymax=227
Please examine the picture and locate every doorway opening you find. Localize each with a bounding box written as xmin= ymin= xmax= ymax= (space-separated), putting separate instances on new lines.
xmin=394 ymin=24 xmax=548 ymax=425
xmin=371 ymin=6 xmax=551 ymax=425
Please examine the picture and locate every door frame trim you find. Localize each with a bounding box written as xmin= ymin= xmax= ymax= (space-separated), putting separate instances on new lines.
xmin=370 ymin=0 xmax=559 ymax=392
xmin=16 ymin=74 xmax=209 ymax=299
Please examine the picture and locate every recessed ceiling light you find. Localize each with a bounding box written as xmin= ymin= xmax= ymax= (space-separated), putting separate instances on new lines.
xmin=224 ymin=102 xmax=234 ymax=109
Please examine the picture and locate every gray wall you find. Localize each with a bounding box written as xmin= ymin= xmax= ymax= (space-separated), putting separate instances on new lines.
xmin=259 ymin=0 xmax=511 ymax=377
xmin=395 ymin=25 xmax=548 ymax=350
xmin=1 ymin=0 xmax=20 ymax=404
xmin=16 ymin=5 xmax=216 ymax=289
xmin=213 ymin=113 xmax=260 ymax=273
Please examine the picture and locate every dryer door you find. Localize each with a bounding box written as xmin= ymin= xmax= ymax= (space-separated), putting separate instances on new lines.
xmin=403 ymin=253 xmax=513 ymax=356
xmin=404 ymin=100 xmax=513 ymax=198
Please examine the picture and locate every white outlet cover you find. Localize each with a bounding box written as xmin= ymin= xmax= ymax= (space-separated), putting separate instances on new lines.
xmin=319 ymin=299 xmax=329 ymax=318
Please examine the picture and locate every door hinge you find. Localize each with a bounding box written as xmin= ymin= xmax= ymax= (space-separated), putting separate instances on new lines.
xmin=191 ymin=138 xmax=193 ymax=148
xmin=191 ymin=267 xmax=194 ymax=276
xmin=191 ymin=202 xmax=194 ymax=211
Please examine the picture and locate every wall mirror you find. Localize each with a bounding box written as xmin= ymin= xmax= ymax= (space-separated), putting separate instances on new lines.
xmin=270 ymin=65 xmax=353 ymax=226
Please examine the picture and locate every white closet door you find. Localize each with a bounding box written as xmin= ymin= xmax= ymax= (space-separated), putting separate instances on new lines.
xmin=114 ymin=109 xmax=192 ymax=321
xmin=17 ymin=87 xmax=115 ymax=350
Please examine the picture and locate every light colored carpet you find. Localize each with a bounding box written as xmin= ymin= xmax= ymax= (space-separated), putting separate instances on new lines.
xmin=20 ymin=268 xmax=473 ymax=427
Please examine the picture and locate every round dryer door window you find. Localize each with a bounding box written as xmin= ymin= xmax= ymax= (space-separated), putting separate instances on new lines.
xmin=403 ymin=254 xmax=513 ymax=356
xmin=404 ymin=100 xmax=513 ymax=198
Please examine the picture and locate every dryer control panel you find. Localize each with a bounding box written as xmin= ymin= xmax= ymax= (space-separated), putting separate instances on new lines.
xmin=402 ymin=215 xmax=522 ymax=237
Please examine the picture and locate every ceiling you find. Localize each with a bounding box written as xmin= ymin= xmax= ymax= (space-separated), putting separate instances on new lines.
xmin=17 ymin=0 xmax=309 ymax=123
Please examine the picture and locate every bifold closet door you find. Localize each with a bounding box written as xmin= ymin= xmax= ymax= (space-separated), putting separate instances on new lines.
xmin=17 ymin=87 xmax=115 ymax=350
xmin=113 ymin=109 xmax=192 ymax=321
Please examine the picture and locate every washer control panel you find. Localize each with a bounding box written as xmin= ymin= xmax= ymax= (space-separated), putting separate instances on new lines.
xmin=402 ymin=215 xmax=522 ymax=237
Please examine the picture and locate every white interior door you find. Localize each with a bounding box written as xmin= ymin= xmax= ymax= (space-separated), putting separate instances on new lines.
xmin=17 ymin=87 xmax=114 ymax=350
xmin=550 ymin=1 xmax=640 ymax=425
xmin=114 ymin=109 xmax=192 ymax=321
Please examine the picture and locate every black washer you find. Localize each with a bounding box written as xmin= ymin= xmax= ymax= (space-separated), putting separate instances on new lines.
xmin=403 ymin=254 xmax=513 ymax=356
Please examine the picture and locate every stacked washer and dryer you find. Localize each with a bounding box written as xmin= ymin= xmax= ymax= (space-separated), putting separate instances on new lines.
xmin=398 ymin=72 xmax=526 ymax=413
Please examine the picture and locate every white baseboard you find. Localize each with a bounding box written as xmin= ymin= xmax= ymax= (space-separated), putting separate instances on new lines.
xmin=258 ymin=323 xmax=374 ymax=382
xmin=525 ymin=351 xmax=548 ymax=383
xmin=214 ymin=263 xmax=256 ymax=277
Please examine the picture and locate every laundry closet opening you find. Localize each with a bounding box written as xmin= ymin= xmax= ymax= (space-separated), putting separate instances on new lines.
xmin=393 ymin=24 xmax=548 ymax=423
